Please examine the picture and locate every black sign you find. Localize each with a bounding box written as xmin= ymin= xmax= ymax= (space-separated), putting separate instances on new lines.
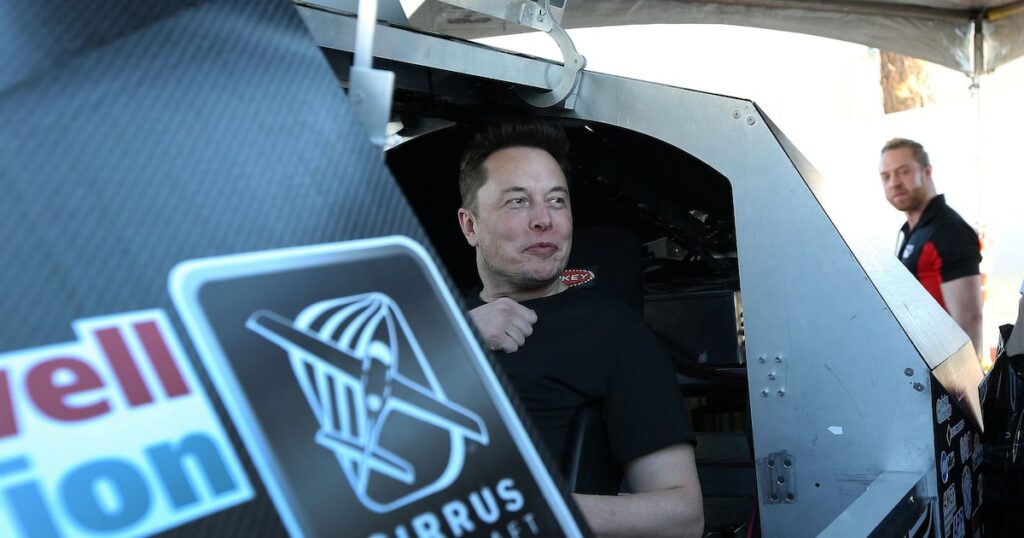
xmin=170 ymin=236 xmax=583 ymax=537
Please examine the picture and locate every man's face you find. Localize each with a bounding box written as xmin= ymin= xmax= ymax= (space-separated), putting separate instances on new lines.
xmin=879 ymin=147 xmax=932 ymax=212
xmin=460 ymin=146 xmax=572 ymax=290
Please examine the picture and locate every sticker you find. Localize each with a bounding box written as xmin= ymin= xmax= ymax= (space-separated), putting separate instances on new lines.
xmin=170 ymin=237 xmax=583 ymax=538
xmin=936 ymin=394 xmax=952 ymax=424
xmin=946 ymin=419 xmax=965 ymax=446
xmin=247 ymin=297 xmax=489 ymax=512
xmin=960 ymin=433 xmax=971 ymax=465
xmin=903 ymin=244 xmax=916 ymax=259
xmin=972 ymin=432 xmax=983 ymax=470
xmin=828 ymin=426 xmax=844 ymax=435
xmin=942 ymin=484 xmax=957 ymax=538
xmin=941 ymin=450 xmax=956 ymax=484
xmin=962 ymin=468 xmax=972 ymax=516
xmin=953 ymin=508 xmax=965 ymax=538
xmin=0 ymin=310 xmax=253 ymax=538
xmin=560 ymin=268 xmax=595 ymax=288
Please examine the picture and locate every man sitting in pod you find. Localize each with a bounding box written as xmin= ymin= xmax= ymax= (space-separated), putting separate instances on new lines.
xmin=457 ymin=121 xmax=704 ymax=537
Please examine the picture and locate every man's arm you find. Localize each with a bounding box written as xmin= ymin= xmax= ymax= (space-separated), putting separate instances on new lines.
xmin=941 ymin=274 xmax=983 ymax=357
xmin=572 ymin=443 xmax=704 ymax=538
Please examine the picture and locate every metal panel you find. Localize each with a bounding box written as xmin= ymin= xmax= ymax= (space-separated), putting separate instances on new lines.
xmin=297 ymin=3 xmax=563 ymax=90
xmin=819 ymin=471 xmax=930 ymax=537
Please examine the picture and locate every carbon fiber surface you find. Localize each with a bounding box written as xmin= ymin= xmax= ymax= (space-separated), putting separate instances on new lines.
xmin=1 ymin=0 xmax=432 ymax=535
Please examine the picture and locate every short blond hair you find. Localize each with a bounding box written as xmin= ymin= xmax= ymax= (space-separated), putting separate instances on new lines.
xmin=881 ymin=138 xmax=930 ymax=168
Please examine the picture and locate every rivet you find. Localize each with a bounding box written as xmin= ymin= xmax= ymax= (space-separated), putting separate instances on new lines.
xmin=913 ymin=382 xmax=925 ymax=392
xmin=732 ymin=110 xmax=741 ymax=119
xmin=778 ymin=388 xmax=786 ymax=397
xmin=904 ymin=368 xmax=914 ymax=377
xmin=758 ymin=356 xmax=767 ymax=364
xmin=746 ymin=115 xmax=756 ymax=125
xmin=761 ymin=389 xmax=769 ymax=397
xmin=768 ymin=372 xmax=776 ymax=380
xmin=775 ymin=356 xmax=783 ymax=363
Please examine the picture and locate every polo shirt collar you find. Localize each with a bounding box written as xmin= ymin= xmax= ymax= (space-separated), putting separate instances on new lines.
xmin=901 ymin=194 xmax=945 ymax=234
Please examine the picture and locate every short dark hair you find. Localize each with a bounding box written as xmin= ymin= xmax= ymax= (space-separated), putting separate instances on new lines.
xmin=881 ymin=138 xmax=930 ymax=168
xmin=458 ymin=121 xmax=570 ymax=211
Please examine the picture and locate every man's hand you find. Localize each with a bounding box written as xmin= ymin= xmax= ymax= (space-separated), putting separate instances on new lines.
xmin=468 ymin=297 xmax=538 ymax=353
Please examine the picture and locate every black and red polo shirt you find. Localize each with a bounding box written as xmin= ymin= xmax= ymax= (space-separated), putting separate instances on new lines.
xmin=896 ymin=194 xmax=982 ymax=310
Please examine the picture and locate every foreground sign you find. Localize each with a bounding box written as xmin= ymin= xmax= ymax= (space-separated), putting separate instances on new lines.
xmin=170 ymin=236 xmax=584 ymax=537
xmin=0 ymin=310 xmax=253 ymax=537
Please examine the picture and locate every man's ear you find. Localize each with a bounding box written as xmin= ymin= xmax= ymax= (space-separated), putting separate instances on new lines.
xmin=458 ymin=207 xmax=479 ymax=247
xmin=923 ymin=164 xmax=934 ymax=183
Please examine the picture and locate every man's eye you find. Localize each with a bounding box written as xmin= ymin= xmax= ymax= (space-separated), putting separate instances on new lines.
xmin=508 ymin=197 xmax=526 ymax=207
xmin=547 ymin=196 xmax=566 ymax=207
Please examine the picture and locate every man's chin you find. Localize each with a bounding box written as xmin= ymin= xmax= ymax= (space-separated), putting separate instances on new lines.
xmin=513 ymin=267 xmax=564 ymax=288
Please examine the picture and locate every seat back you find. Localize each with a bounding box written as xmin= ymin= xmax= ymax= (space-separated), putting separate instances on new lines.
xmin=559 ymin=226 xmax=643 ymax=494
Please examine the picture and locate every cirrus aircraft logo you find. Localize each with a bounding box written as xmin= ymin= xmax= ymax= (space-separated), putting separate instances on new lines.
xmin=245 ymin=293 xmax=489 ymax=513
xmin=168 ymin=237 xmax=583 ymax=538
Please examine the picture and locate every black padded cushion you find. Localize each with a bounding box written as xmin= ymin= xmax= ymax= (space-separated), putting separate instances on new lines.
xmin=565 ymin=226 xmax=645 ymax=314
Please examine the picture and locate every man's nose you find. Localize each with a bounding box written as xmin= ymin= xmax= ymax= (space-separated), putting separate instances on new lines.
xmin=529 ymin=205 xmax=552 ymax=230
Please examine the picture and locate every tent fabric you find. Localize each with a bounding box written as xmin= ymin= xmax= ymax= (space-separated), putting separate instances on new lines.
xmin=408 ymin=0 xmax=1024 ymax=75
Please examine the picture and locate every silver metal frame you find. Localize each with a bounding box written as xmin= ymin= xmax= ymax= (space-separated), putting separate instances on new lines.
xmin=299 ymin=8 xmax=985 ymax=535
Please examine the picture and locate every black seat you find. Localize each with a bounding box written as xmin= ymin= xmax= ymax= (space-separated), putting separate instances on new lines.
xmin=561 ymin=401 xmax=624 ymax=495
xmin=558 ymin=226 xmax=643 ymax=494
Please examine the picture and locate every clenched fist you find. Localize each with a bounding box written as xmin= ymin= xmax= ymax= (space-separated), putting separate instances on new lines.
xmin=468 ymin=297 xmax=538 ymax=353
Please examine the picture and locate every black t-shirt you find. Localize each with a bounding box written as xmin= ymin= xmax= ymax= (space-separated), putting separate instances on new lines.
xmin=896 ymin=194 xmax=981 ymax=310
xmin=467 ymin=287 xmax=695 ymax=465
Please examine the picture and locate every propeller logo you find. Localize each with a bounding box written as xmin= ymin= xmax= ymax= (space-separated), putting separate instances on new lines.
xmin=246 ymin=292 xmax=489 ymax=513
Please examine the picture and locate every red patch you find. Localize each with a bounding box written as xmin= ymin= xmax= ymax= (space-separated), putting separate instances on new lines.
xmin=560 ymin=268 xmax=595 ymax=288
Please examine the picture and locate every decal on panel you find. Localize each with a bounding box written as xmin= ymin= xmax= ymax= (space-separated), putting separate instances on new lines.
xmin=246 ymin=293 xmax=489 ymax=513
xmin=0 ymin=311 xmax=252 ymax=537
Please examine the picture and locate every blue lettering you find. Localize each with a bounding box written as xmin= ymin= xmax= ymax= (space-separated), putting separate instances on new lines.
xmin=3 ymin=481 xmax=60 ymax=538
xmin=60 ymin=458 xmax=150 ymax=532
xmin=146 ymin=431 xmax=238 ymax=508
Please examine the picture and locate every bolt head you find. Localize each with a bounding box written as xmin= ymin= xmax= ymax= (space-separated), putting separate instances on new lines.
xmin=774 ymin=356 xmax=782 ymax=363
xmin=732 ymin=110 xmax=741 ymax=119
xmin=777 ymin=388 xmax=786 ymax=397
xmin=913 ymin=382 xmax=925 ymax=392
xmin=904 ymin=368 xmax=914 ymax=377
xmin=758 ymin=356 xmax=766 ymax=364
xmin=761 ymin=389 xmax=769 ymax=397
xmin=768 ymin=372 xmax=776 ymax=380
xmin=746 ymin=115 xmax=756 ymax=125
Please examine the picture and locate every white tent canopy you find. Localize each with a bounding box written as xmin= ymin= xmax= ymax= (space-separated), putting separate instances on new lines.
xmin=406 ymin=0 xmax=1024 ymax=76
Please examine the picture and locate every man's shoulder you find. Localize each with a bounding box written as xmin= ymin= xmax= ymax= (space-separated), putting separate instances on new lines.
xmin=931 ymin=203 xmax=979 ymax=246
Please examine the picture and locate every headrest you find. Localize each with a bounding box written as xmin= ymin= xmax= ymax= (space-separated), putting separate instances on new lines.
xmin=564 ymin=226 xmax=644 ymax=314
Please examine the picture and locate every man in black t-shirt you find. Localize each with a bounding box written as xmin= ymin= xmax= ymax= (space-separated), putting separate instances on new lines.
xmin=456 ymin=122 xmax=703 ymax=537
xmin=879 ymin=138 xmax=983 ymax=357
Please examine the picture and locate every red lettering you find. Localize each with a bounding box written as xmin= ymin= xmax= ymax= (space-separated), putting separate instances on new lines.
xmin=27 ymin=357 xmax=110 ymax=421
xmin=0 ymin=371 xmax=17 ymax=438
xmin=97 ymin=327 xmax=153 ymax=407
xmin=134 ymin=321 xmax=189 ymax=398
